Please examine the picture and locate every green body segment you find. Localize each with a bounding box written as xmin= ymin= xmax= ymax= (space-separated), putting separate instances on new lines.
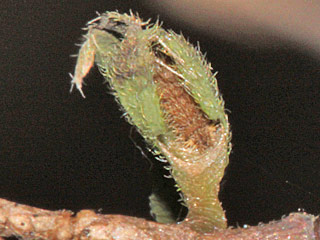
xmin=165 ymin=141 xmax=229 ymax=231
xmin=93 ymin=23 xmax=168 ymax=141
xmin=159 ymin=31 xmax=227 ymax=129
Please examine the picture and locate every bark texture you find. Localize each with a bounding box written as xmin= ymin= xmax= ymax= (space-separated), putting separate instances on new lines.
xmin=0 ymin=198 xmax=319 ymax=240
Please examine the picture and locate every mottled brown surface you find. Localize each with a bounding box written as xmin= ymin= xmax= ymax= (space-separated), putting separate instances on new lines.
xmin=154 ymin=65 xmax=218 ymax=152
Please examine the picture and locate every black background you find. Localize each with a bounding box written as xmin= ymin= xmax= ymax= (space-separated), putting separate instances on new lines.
xmin=1 ymin=0 xmax=319 ymax=228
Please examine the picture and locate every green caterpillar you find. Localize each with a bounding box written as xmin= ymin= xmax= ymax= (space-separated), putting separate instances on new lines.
xmin=71 ymin=11 xmax=231 ymax=233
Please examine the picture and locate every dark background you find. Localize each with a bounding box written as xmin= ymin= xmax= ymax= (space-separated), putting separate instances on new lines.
xmin=1 ymin=0 xmax=319 ymax=228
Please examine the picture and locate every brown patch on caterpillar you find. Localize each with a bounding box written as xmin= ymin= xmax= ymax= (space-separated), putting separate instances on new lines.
xmin=154 ymin=65 xmax=220 ymax=152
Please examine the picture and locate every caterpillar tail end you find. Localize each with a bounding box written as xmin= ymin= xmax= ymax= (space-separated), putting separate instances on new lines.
xmin=69 ymin=73 xmax=86 ymax=98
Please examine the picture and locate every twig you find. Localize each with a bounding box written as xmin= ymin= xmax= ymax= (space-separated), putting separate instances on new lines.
xmin=0 ymin=198 xmax=319 ymax=240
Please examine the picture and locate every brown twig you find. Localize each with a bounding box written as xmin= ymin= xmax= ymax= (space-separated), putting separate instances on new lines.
xmin=0 ymin=198 xmax=319 ymax=240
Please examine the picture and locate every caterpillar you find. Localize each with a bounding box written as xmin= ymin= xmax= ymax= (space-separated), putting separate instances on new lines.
xmin=71 ymin=11 xmax=231 ymax=233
